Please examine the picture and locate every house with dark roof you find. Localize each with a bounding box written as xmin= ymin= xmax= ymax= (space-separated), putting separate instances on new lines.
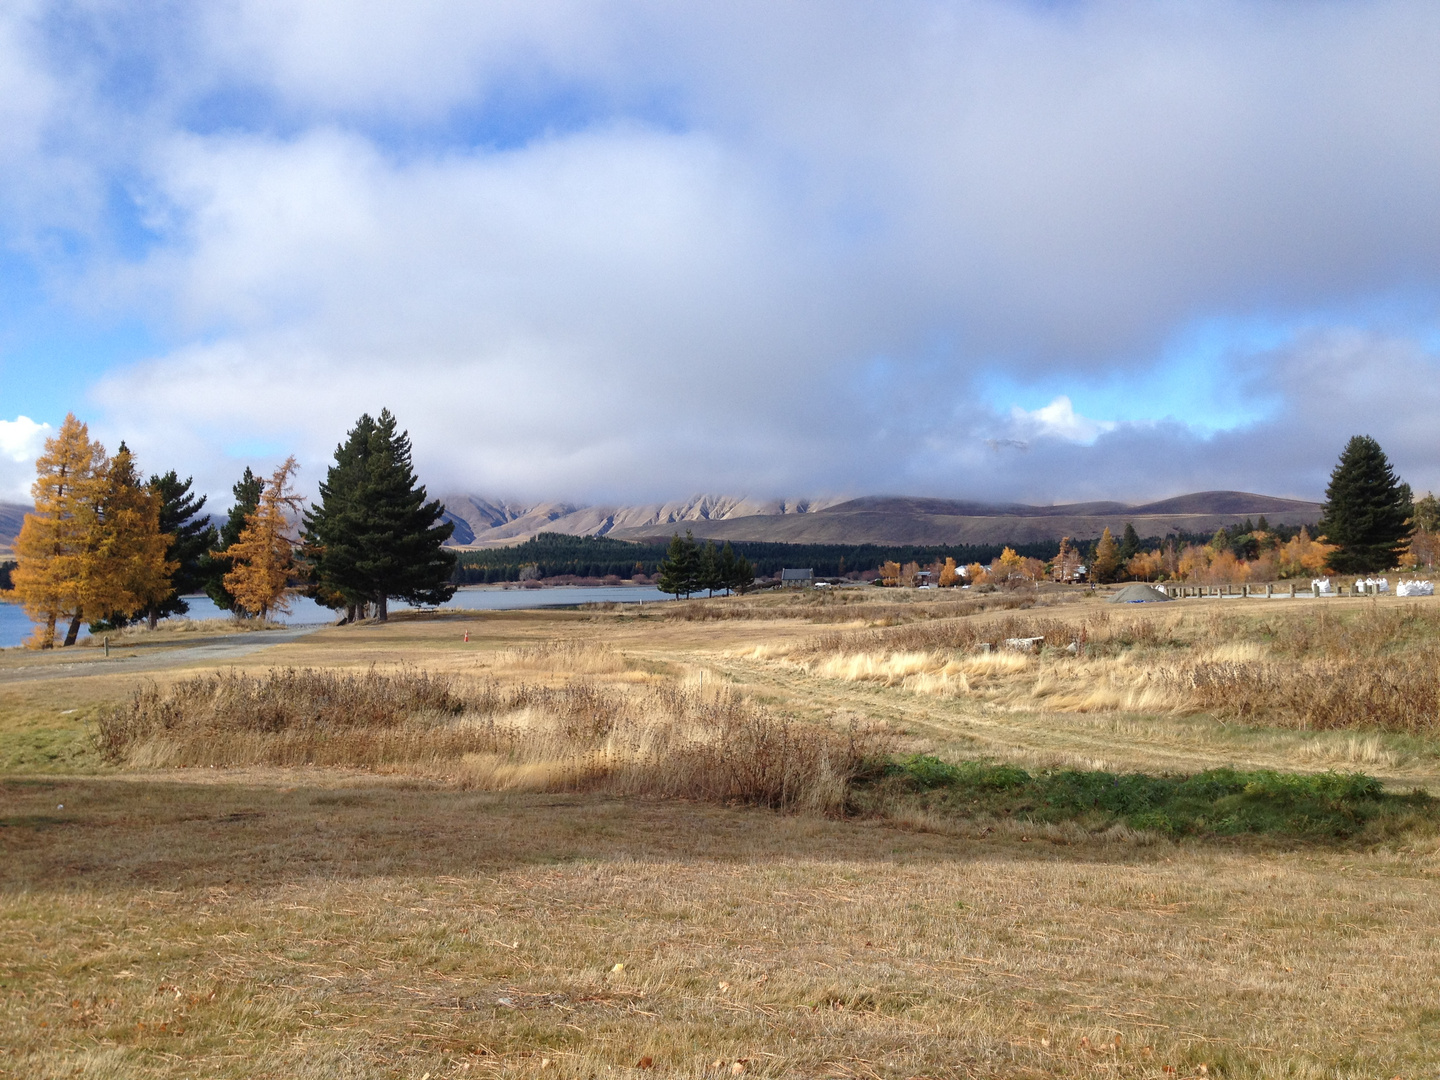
xmin=780 ymin=568 xmax=814 ymax=587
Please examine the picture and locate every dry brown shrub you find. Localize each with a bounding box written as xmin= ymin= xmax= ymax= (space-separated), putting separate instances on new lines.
xmin=1178 ymin=652 xmax=1440 ymax=733
xmin=94 ymin=668 xmax=881 ymax=813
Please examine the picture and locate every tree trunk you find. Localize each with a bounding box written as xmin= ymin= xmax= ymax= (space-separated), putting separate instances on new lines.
xmin=376 ymin=595 xmax=388 ymax=622
xmin=42 ymin=612 xmax=56 ymax=650
xmin=63 ymin=613 xmax=83 ymax=647
xmin=147 ymin=606 xmax=159 ymax=631
xmin=345 ymin=604 xmax=357 ymax=624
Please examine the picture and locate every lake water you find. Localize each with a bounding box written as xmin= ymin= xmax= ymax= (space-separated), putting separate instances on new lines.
xmin=0 ymin=584 xmax=673 ymax=649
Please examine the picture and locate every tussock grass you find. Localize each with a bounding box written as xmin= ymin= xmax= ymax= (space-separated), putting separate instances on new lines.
xmin=94 ymin=668 xmax=882 ymax=813
xmin=794 ymin=602 xmax=1440 ymax=734
xmin=1180 ymin=652 xmax=1440 ymax=733
xmin=489 ymin=639 xmax=632 ymax=675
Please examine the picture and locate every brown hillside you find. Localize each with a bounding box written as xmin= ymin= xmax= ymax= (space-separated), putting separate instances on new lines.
xmin=606 ymin=491 xmax=1323 ymax=546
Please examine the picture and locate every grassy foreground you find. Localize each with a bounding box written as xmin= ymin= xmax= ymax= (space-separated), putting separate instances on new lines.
xmin=6 ymin=587 xmax=1440 ymax=1076
xmin=7 ymin=774 xmax=1440 ymax=1079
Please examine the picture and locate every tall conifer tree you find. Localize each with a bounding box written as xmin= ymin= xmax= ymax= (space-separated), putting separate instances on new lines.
xmin=143 ymin=471 xmax=217 ymax=628
xmin=698 ymin=540 xmax=720 ymax=597
xmin=304 ymin=410 xmax=455 ymax=621
xmin=1319 ymin=435 xmax=1413 ymax=573
xmin=1119 ymin=523 xmax=1141 ymax=567
xmin=657 ymin=531 xmax=700 ymax=598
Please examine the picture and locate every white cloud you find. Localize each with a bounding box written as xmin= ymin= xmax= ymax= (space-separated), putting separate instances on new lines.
xmin=7 ymin=1 xmax=1440 ymax=506
xmin=1009 ymin=396 xmax=1117 ymax=444
xmin=0 ymin=415 xmax=50 ymax=500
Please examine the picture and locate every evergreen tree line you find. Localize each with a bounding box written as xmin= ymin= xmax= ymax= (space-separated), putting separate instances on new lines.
xmin=452 ymin=533 xmax=1063 ymax=584
xmin=4 ymin=410 xmax=453 ymax=646
xmin=451 ymin=532 xmax=658 ymax=583
xmin=656 ymin=532 xmax=755 ymax=598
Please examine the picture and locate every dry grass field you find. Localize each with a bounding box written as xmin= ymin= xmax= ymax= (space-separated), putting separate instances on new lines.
xmin=6 ymin=585 xmax=1440 ymax=1078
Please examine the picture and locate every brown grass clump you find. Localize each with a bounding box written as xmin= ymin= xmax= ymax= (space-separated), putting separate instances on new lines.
xmin=491 ymin=639 xmax=631 ymax=674
xmin=1181 ymin=652 xmax=1440 ymax=733
xmin=94 ymin=668 xmax=880 ymax=813
xmin=810 ymin=613 xmax=1094 ymax=656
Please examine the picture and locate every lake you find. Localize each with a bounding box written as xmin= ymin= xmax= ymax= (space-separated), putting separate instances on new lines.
xmin=0 ymin=584 xmax=675 ymax=649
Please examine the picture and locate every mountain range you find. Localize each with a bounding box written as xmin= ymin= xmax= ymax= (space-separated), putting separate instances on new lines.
xmin=0 ymin=490 xmax=1324 ymax=555
xmin=436 ymin=490 xmax=1323 ymax=548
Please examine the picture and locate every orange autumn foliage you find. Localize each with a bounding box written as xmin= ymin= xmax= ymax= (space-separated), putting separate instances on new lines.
xmin=222 ymin=457 xmax=306 ymax=619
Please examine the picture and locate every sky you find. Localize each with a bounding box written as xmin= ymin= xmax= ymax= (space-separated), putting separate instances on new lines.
xmin=1 ymin=0 xmax=1438 ymax=508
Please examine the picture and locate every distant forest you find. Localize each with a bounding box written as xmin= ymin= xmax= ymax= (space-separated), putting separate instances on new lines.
xmin=449 ymin=519 xmax=1318 ymax=584
xmin=456 ymin=533 xmax=1073 ymax=583
xmin=0 ymin=560 xmax=12 ymax=591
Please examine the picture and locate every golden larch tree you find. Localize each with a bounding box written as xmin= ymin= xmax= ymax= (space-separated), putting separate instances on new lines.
xmin=990 ymin=546 xmax=1028 ymax=586
xmin=8 ymin=415 xmax=106 ymax=648
xmin=77 ymin=443 xmax=176 ymax=641
xmin=937 ymin=556 xmax=959 ymax=587
xmin=223 ymin=457 xmax=305 ymax=619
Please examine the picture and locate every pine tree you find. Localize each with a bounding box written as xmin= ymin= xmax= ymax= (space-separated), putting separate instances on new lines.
xmin=1318 ymin=435 xmax=1413 ymax=573
xmin=9 ymin=414 xmax=105 ymax=648
xmin=1092 ymin=527 xmax=1121 ymax=584
xmin=657 ymin=532 xmax=700 ymax=598
xmin=718 ymin=542 xmax=738 ymax=596
xmin=732 ymin=552 xmax=755 ymax=594
xmin=143 ymin=471 xmax=218 ymax=628
xmin=697 ymin=541 xmax=720 ymax=597
xmin=717 ymin=541 xmax=754 ymax=595
xmin=205 ymin=468 xmax=263 ymax=610
xmin=1119 ymin=523 xmax=1140 ymax=567
xmin=303 ymin=415 xmax=377 ymax=619
xmin=223 ymin=458 xmax=304 ymax=620
xmin=302 ymin=410 xmax=455 ymax=621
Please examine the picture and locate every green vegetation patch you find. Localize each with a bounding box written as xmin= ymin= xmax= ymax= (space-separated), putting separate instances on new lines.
xmin=862 ymin=755 xmax=1433 ymax=841
xmin=0 ymin=727 xmax=102 ymax=773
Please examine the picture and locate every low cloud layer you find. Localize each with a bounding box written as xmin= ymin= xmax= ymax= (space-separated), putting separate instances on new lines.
xmin=2 ymin=2 xmax=1439 ymax=508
